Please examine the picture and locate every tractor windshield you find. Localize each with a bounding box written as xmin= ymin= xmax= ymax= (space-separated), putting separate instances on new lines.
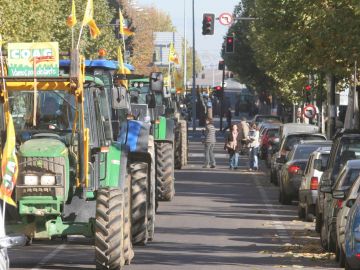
xmin=129 ymin=82 xmax=150 ymax=104
xmin=8 ymin=90 xmax=76 ymax=132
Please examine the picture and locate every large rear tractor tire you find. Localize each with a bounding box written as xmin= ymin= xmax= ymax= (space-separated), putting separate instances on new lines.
xmin=147 ymin=136 xmax=156 ymax=241
xmin=95 ymin=188 xmax=125 ymax=270
xmin=130 ymin=162 xmax=148 ymax=245
xmin=179 ymin=120 xmax=188 ymax=167
xmin=123 ymin=175 xmax=134 ymax=265
xmin=155 ymin=142 xmax=175 ymax=201
xmin=174 ymin=123 xmax=182 ymax=170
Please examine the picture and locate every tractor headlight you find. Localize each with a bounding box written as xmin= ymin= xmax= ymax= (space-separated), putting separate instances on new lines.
xmin=24 ymin=175 xmax=39 ymax=186
xmin=40 ymin=175 xmax=56 ymax=186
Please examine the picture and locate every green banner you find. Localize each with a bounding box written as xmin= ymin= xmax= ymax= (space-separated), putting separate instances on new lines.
xmin=7 ymin=42 xmax=59 ymax=77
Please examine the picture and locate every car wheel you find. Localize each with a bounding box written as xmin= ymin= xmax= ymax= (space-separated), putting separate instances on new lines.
xmin=315 ymin=207 xmax=322 ymax=233
xmin=305 ymin=204 xmax=315 ymax=222
xmin=339 ymin=245 xmax=346 ymax=267
xmin=297 ymin=204 xmax=305 ymax=220
xmin=320 ymin=222 xmax=329 ymax=250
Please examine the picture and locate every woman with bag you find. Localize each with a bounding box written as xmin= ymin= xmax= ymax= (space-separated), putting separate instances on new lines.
xmin=224 ymin=124 xmax=242 ymax=169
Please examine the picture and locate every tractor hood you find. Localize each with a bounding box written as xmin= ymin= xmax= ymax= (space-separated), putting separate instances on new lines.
xmin=19 ymin=138 xmax=68 ymax=158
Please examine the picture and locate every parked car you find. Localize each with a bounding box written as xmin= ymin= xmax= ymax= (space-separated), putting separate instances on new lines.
xmin=321 ymin=160 xmax=360 ymax=254
xmin=278 ymin=141 xmax=332 ymax=205
xmin=259 ymin=125 xmax=280 ymax=160
xmin=344 ymin=194 xmax=360 ymax=270
xmin=266 ymin=137 xmax=280 ymax=169
xmin=334 ymin=176 xmax=360 ymax=267
xmin=272 ymin=132 xmax=327 ymax=185
xmin=279 ymin=123 xmax=320 ymax=139
xmin=298 ymin=146 xmax=331 ymax=222
xmin=318 ymin=130 xmax=360 ymax=251
xmin=253 ymin=114 xmax=282 ymax=125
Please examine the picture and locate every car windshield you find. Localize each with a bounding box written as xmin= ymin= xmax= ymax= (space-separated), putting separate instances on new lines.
xmin=343 ymin=169 xmax=360 ymax=189
xmin=267 ymin=129 xmax=279 ymax=138
xmin=284 ymin=134 xmax=326 ymax=151
xmin=256 ymin=116 xmax=281 ymax=123
xmin=8 ymin=90 xmax=75 ymax=132
xmin=293 ymin=145 xmax=320 ymax=160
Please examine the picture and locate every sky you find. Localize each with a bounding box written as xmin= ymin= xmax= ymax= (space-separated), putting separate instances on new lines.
xmin=134 ymin=0 xmax=240 ymax=67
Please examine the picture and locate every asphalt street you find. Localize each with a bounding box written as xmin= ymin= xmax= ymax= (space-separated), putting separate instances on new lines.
xmin=8 ymin=132 xmax=338 ymax=270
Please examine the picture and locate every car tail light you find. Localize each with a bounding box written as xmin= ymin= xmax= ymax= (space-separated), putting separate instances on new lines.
xmin=356 ymin=253 xmax=360 ymax=259
xmin=337 ymin=199 xmax=343 ymax=208
xmin=288 ymin=165 xmax=300 ymax=174
xmin=310 ymin=177 xmax=318 ymax=190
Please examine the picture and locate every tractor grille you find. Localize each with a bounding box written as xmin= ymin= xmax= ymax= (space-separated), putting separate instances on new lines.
xmin=19 ymin=156 xmax=66 ymax=185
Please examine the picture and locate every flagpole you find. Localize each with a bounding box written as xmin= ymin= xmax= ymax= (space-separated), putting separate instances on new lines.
xmin=72 ymin=28 xmax=74 ymax=49
xmin=183 ymin=0 xmax=187 ymax=92
xmin=0 ymin=36 xmax=6 ymax=233
xmin=76 ymin=25 xmax=84 ymax=49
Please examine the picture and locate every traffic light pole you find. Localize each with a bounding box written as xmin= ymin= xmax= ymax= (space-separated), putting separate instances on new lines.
xmin=220 ymin=65 xmax=225 ymax=131
xmin=191 ymin=0 xmax=196 ymax=132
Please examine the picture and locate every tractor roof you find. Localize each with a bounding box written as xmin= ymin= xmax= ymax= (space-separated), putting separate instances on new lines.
xmin=4 ymin=75 xmax=104 ymax=91
xmin=59 ymin=59 xmax=135 ymax=71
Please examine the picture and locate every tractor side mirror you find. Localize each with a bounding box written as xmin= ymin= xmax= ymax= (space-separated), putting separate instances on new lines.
xmin=112 ymin=86 xmax=130 ymax=110
xmin=150 ymin=72 xmax=163 ymax=92
xmin=146 ymin=94 xmax=156 ymax=109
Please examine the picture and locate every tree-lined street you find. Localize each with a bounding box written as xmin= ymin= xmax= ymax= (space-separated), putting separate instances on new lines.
xmin=9 ymin=131 xmax=337 ymax=270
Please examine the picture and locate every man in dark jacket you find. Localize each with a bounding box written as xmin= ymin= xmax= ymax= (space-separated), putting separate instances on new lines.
xmin=203 ymin=118 xmax=216 ymax=168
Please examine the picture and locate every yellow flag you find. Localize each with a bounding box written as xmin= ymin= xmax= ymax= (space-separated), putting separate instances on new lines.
xmin=0 ymin=113 xmax=18 ymax=207
xmin=169 ymin=42 xmax=179 ymax=64
xmin=66 ymin=0 xmax=77 ymax=28
xmin=117 ymin=46 xmax=130 ymax=88
xmin=82 ymin=0 xmax=100 ymax=38
xmin=82 ymin=0 xmax=93 ymax=26
xmin=119 ymin=9 xmax=134 ymax=37
xmin=119 ymin=9 xmax=124 ymax=36
xmin=118 ymin=46 xmax=125 ymax=74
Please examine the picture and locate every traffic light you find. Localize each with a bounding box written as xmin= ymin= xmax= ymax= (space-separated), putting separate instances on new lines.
xmin=305 ymin=84 xmax=311 ymax=102
xmin=213 ymin=85 xmax=223 ymax=98
xmin=202 ymin=13 xmax=215 ymax=35
xmin=218 ymin=60 xmax=225 ymax=70
xmin=225 ymin=36 xmax=234 ymax=53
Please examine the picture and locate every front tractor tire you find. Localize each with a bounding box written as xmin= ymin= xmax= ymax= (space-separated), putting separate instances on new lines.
xmin=147 ymin=136 xmax=156 ymax=241
xmin=179 ymin=120 xmax=188 ymax=167
xmin=130 ymin=162 xmax=149 ymax=245
xmin=155 ymin=142 xmax=175 ymax=201
xmin=95 ymin=188 xmax=126 ymax=270
xmin=174 ymin=123 xmax=182 ymax=170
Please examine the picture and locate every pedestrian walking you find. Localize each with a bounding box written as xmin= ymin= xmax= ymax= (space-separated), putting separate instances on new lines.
xmin=224 ymin=124 xmax=242 ymax=169
xmin=247 ymin=123 xmax=260 ymax=171
xmin=202 ymin=118 xmax=216 ymax=168
xmin=223 ymin=108 xmax=232 ymax=131
xmin=237 ymin=117 xmax=250 ymax=155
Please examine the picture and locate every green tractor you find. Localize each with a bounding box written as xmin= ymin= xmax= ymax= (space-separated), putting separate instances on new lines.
xmin=2 ymin=51 xmax=136 ymax=269
xmin=60 ymin=58 xmax=156 ymax=244
xmin=129 ymin=73 xmax=189 ymax=201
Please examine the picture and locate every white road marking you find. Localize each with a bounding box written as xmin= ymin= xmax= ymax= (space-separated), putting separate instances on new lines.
xmin=255 ymin=178 xmax=291 ymax=243
xmin=31 ymin=244 xmax=66 ymax=270
xmin=189 ymin=153 xmax=228 ymax=158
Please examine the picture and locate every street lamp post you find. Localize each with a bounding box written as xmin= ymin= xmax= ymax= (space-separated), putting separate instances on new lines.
xmin=192 ymin=0 xmax=196 ymax=132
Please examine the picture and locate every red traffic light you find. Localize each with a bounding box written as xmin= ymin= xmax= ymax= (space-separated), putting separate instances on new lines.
xmin=215 ymin=86 xmax=222 ymax=91
xmin=205 ymin=16 xmax=212 ymax=23
xmin=305 ymin=85 xmax=311 ymax=91
xmin=227 ymin=37 xmax=233 ymax=43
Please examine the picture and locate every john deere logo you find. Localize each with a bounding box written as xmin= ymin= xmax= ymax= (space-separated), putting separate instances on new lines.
xmin=36 ymin=160 xmax=43 ymax=167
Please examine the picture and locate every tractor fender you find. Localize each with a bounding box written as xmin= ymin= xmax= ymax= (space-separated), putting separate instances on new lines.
xmin=105 ymin=143 xmax=129 ymax=189
xmin=118 ymin=120 xmax=150 ymax=154
xmin=154 ymin=117 xmax=175 ymax=142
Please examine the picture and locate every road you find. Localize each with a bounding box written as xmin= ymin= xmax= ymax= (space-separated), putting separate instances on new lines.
xmin=9 ymin=132 xmax=338 ymax=270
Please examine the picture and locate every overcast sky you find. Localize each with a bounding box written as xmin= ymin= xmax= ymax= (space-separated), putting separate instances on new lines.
xmin=135 ymin=0 xmax=240 ymax=67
